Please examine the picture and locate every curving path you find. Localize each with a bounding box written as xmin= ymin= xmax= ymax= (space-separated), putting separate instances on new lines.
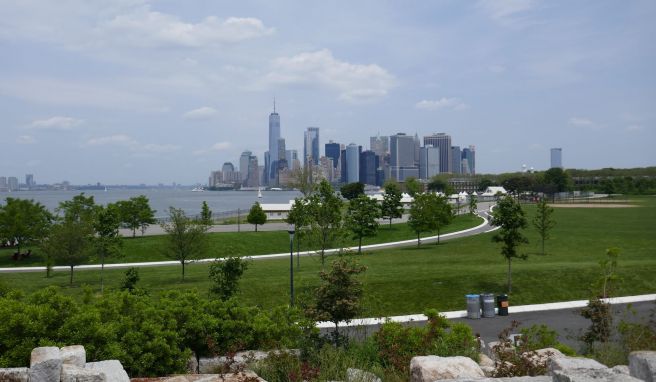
xmin=0 ymin=202 xmax=498 ymax=274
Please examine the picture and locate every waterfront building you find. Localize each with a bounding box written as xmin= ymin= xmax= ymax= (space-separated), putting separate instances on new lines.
xmin=0 ymin=177 xmax=6 ymax=191
xmin=462 ymin=146 xmax=476 ymax=175
xmin=304 ymin=127 xmax=320 ymax=166
xmin=325 ymin=141 xmax=341 ymax=170
xmin=424 ymin=133 xmax=452 ymax=173
xmin=247 ymin=156 xmax=260 ymax=187
xmin=277 ymin=138 xmax=287 ymax=170
xmin=8 ymin=177 xmax=18 ymax=191
xmin=25 ymin=174 xmax=34 ymax=188
xmin=390 ymin=133 xmax=418 ymax=181
xmin=221 ymin=162 xmax=235 ymax=183
xmin=239 ymin=151 xmax=252 ymax=183
xmin=451 ymin=146 xmax=461 ymax=174
xmin=359 ymin=150 xmax=378 ymax=186
xmin=345 ymin=143 xmax=360 ymax=184
xmin=285 ymin=149 xmax=299 ymax=171
xmin=419 ymin=145 xmax=440 ymax=179
xmin=551 ymin=148 xmax=563 ymax=169
xmin=267 ymin=103 xmax=281 ymax=185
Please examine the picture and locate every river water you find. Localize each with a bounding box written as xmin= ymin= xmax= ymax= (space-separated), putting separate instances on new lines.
xmin=0 ymin=189 xmax=301 ymax=219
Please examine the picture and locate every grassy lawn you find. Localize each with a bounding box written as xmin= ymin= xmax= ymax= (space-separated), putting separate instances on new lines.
xmin=1 ymin=196 xmax=654 ymax=318
xmin=0 ymin=214 xmax=481 ymax=266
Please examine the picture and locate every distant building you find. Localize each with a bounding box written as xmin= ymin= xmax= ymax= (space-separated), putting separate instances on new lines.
xmin=267 ymin=103 xmax=281 ymax=185
xmin=277 ymin=138 xmax=287 ymax=170
xmin=247 ymin=156 xmax=260 ymax=187
xmin=370 ymin=134 xmax=389 ymax=158
xmin=222 ymin=162 xmax=235 ymax=183
xmin=462 ymin=146 xmax=476 ymax=175
xmin=345 ymin=143 xmax=360 ymax=184
xmin=25 ymin=174 xmax=34 ymax=188
xmin=8 ymin=177 xmax=18 ymax=191
xmin=390 ymin=133 xmax=417 ymax=181
xmin=325 ymin=141 xmax=341 ymax=170
xmin=0 ymin=177 xmax=6 ymax=191
xmin=239 ymin=151 xmax=252 ymax=183
xmin=424 ymin=133 xmax=452 ymax=173
xmin=419 ymin=146 xmax=440 ymax=179
xmin=451 ymin=146 xmax=461 ymax=174
xmin=286 ymin=149 xmax=299 ymax=171
xmin=359 ymin=150 xmax=378 ymax=186
xmin=304 ymin=127 xmax=320 ymax=166
xmin=551 ymin=148 xmax=563 ymax=169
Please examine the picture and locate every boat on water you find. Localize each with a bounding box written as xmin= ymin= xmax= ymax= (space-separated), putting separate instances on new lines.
xmin=191 ymin=187 xmax=205 ymax=192
xmin=269 ymin=187 xmax=283 ymax=191
xmin=257 ymin=187 xmax=262 ymax=198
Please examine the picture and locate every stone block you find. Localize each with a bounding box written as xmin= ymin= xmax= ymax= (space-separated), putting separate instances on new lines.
xmin=553 ymin=367 xmax=644 ymax=381
xmin=0 ymin=368 xmax=30 ymax=382
xmin=30 ymin=346 xmax=63 ymax=382
xmin=630 ymin=351 xmax=656 ymax=382
xmin=85 ymin=360 xmax=129 ymax=382
xmin=410 ymin=355 xmax=484 ymax=382
xmin=611 ymin=365 xmax=629 ymax=375
xmin=548 ymin=356 xmax=606 ymax=375
xmin=61 ymin=345 xmax=87 ymax=368
xmin=346 ymin=367 xmax=381 ymax=382
xmin=61 ymin=364 xmax=106 ymax=382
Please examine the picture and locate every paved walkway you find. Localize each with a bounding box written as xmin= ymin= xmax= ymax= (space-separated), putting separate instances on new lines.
xmin=0 ymin=203 xmax=496 ymax=273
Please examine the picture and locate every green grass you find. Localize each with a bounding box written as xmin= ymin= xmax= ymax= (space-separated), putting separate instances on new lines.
xmin=2 ymin=197 xmax=655 ymax=318
xmin=0 ymin=214 xmax=481 ymax=266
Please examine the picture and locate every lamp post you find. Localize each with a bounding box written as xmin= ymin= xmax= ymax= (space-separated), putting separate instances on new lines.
xmin=288 ymin=224 xmax=295 ymax=306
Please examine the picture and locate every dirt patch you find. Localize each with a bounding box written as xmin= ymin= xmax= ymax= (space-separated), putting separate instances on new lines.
xmin=549 ymin=203 xmax=637 ymax=208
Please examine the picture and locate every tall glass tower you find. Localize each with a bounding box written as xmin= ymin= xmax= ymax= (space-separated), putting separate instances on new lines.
xmin=268 ymin=101 xmax=280 ymax=184
xmin=304 ymin=127 xmax=320 ymax=166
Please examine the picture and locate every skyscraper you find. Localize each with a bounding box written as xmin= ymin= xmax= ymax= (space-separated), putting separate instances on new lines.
xmin=419 ymin=146 xmax=440 ymax=179
xmin=451 ymin=146 xmax=461 ymax=174
xmin=222 ymin=162 xmax=235 ymax=183
xmin=25 ymin=174 xmax=34 ymax=188
xmin=239 ymin=151 xmax=252 ymax=183
xmin=370 ymin=134 xmax=389 ymax=158
xmin=359 ymin=150 xmax=378 ymax=186
xmin=277 ymin=137 xmax=287 ymax=170
xmin=424 ymin=133 xmax=452 ymax=173
xmin=286 ymin=149 xmax=299 ymax=171
xmin=462 ymin=146 xmax=476 ymax=175
xmin=345 ymin=143 xmax=360 ymax=183
xmin=267 ymin=102 xmax=280 ymax=184
xmin=247 ymin=156 xmax=259 ymax=187
xmin=325 ymin=141 xmax=341 ymax=169
xmin=551 ymin=148 xmax=563 ymax=169
xmin=304 ymin=127 xmax=320 ymax=166
xmin=390 ymin=133 xmax=418 ymax=181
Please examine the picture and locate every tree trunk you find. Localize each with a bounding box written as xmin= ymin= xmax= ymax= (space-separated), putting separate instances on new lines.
xmin=182 ymin=260 xmax=186 ymax=280
xmin=436 ymin=226 xmax=441 ymax=245
xmin=417 ymin=232 xmax=421 ymax=247
xmin=132 ymin=228 xmax=136 ymax=238
xmin=389 ymin=218 xmax=392 ymax=229
xmin=296 ymin=235 xmax=300 ymax=269
xmin=255 ymin=224 xmax=258 ymax=232
xmin=358 ymin=236 xmax=362 ymax=254
xmin=69 ymin=265 xmax=74 ymax=285
xmin=100 ymin=252 xmax=105 ymax=293
xmin=541 ymin=237 xmax=545 ymax=256
xmin=507 ymin=258 xmax=512 ymax=294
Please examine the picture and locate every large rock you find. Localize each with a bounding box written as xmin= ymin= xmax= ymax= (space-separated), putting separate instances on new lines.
xmin=136 ymin=372 xmax=266 ymax=381
xmin=85 ymin=360 xmax=129 ymax=382
xmin=0 ymin=368 xmax=30 ymax=382
xmin=478 ymin=353 xmax=495 ymax=367
xmin=30 ymin=346 xmax=63 ymax=382
xmin=410 ymin=355 xmax=484 ymax=381
xmin=630 ymin=351 xmax=656 ymax=382
xmin=198 ymin=350 xmax=269 ymax=374
xmin=61 ymin=364 xmax=106 ymax=382
xmin=548 ymin=356 xmax=606 ymax=375
xmin=611 ymin=365 xmax=630 ymax=375
xmin=346 ymin=367 xmax=381 ymax=382
xmin=435 ymin=377 xmax=551 ymax=382
xmin=553 ymin=367 xmax=644 ymax=381
xmin=61 ymin=345 xmax=87 ymax=368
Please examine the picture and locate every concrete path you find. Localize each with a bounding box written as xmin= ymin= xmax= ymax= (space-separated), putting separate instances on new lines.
xmin=0 ymin=203 xmax=496 ymax=273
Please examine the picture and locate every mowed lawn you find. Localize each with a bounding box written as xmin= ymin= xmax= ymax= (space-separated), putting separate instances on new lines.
xmin=1 ymin=197 xmax=654 ymax=317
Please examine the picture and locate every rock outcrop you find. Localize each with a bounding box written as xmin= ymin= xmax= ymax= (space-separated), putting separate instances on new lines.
xmin=630 ymin=351 xmax=656 ymax=382
xmin=410 ymin=355 xmax=485 ymax=381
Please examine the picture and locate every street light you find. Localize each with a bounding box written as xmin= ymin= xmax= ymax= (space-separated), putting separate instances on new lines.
xmin=288 ymin=224 xmax=295 ymax=307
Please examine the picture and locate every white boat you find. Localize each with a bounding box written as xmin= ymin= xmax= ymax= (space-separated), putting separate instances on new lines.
xmin=191 ymin=187 xmax=205 ymax=192
xmin=257 ymin=187 xmax=263 ymax=198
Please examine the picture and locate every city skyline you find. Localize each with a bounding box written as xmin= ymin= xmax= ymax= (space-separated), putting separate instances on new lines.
xmin=1 ymin=1 xmax=654 ymax=184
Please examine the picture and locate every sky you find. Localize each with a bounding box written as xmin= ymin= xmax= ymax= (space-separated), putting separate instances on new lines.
xmin=1 ymin=0 xmax=655 ymax=185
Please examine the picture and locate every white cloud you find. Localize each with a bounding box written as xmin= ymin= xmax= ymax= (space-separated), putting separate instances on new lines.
xmin=29 ymin=116 xmax=83 ymax=130
xmin=193 ymin=141 xmax=232 ymax=156
xmin=264 ymin=49 xmax=395 ymax=103
xmin=183 ymin=106 xmax=218 ymax=120
xmin=104 ymin=8 xmax=274 ymax=47
xmin=142 ymin=143 xmax=180 ymax=153
xmin=85 ymin=134 xmax=138 ymax=147
xmin=568 ymin=117 xmax=594 ymax=126
xmin=16 ymin=135 xmax=36 ymax=144
xmin=415 ymin=98 xmax=468 ymax=111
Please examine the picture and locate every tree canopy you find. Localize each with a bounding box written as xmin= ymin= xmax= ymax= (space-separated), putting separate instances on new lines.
xmin=161 ymin=207 xmax=209 ymax=280
xmin=381 ymin=181 xmax=403 ymax=228
xmin=0 ymin=197 xmax=52 ymax=254
xmin=344 ymin=195 xmax=381 ymax=253
xmin=490 ymin=195 xmax=529 ymax=293
xmin=340 ymin=182 xmax=365 ymax=200
xmin=306 ymin=180 xmax=343 ymax=266
xmin=246 ymin=202 xmax=267 ymax=232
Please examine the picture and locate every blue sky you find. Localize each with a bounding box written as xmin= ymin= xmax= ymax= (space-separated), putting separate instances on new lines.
xmin=1 ymin=0 xmax=654 ymax=184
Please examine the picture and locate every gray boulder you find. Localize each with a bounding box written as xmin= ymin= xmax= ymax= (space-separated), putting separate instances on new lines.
xmin=410 ymin=355 xmax=484 ymax=381
xmin=61 ymin=345 xmax=86 ymax=368
xmin=611 ymin=365 xmax=630 ymax=375
xmin=435 ymin=377 xmax=551 ymax=382
xmin=630 ymin=351 xmax=656 ymax=382
xmin=84 ymin=360 xmax=129 ymax=382
xmin=30 ymin=346 xmax=63 ymax=382
xmin=199 ymin=350 xmax=270 ymax=373
xmin=0 ymin=368 xmax=30 ymax=382
xmin=61 ymin=364 xmax=106 ymax=382
xmin=548 ymin=356 xmax=606 ymax=375
xmin=346 ymin=367 xmax=381 ymax=382
xmin=479 ymin=353 xmax=495 ymax=367
xmin=553 ymin=367 xmax=644 ymax=381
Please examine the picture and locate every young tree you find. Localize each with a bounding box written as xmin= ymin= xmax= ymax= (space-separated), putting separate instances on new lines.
xmin=208 ymin=256 xmax=250 ymax=300
xmin=533 ymin=198 xmax=555 ymax=255
xmin=407 ymin=193 xmax=433 ymax=247
xmin=405 ymin=177 xmax=422 ymax=196
xmin=116 ymin=195 xmax=157 ymax=237
xmin=57 ymin=193 xmax=97 ymax=225
xmin=42 ymin=219 xmax=93 ymax=285
xmin=94 ymin=205 xmax=123 ymax=293
xmin=431 ymin=194 xmax=453 ymax=245
xmin=0 ymin=197 xmax=53 ymax=255
xmin=345 ymin=195 xmax=381 ymax=253
xmin=289 ymin=165 xmax=317 ymax=196
xmin=306 ymin=255 xmax=367 ymax=345
xmin=490 ymin=195 xmax=529 ymax=293
xmin=286 ymin=198 xmax=310 ymax=266
xmin=468 ymin=194 xmax=478 ymax=215
xmin=306 ymin=180 xmax=343 ymax=266
xmin=246 ymin=202 xmax=267 ymax=232
xmin=381 ymin=181 xmax=403 ymax=228
xmin=200 ymin=201 xmax=213 ymax=226
xmin=161 ymin=207 xmax=209 ymax=280
xmin=134 ymin=195 xmax=157 ymax=236
xmin=340 ymin=182 xmax=365 ymax=200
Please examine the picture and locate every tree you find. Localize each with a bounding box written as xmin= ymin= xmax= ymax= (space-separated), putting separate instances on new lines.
xmin=542 ymin=167 xmax=571 ymax=194
xmin=208 ymin=256 xmax=250 ymax=300
xmin=431 ymin=194 xmax=453 ymax=245
xmin=289 ymin=165 xmax=318 ymax=196
xmin=427 ymin=177 xmax=448 ymax=192
xmin=533 ymin=198 xmax=555 ymax=255
xmin=407 ymin=193 xmax=434 ymax=247
xmin=161 ymin=207 xmax=209 ymax=280
xmin=286 ymin=198 xmax=311 ymax=266
xmin=478 ymin=178 xmax=495 ymax=192
xmin=381 ymin=181 xmax=403 ymax=228
xmin=468 ymin=194 xmax=478 ymax=215
xmin=116 ymin=195 xmax=157 ymax=237
xmin=200 ymin=201 xmax=213 ymax=226
xmin=94 ymin=205 xmax=123 ymax=293
xmin=306 ymin=180 xmax=344 ymax=266
xmin=490 ymin=196 xmax=529 ymax=293
xmin=306 ymin=255 xmax=367 ymax=345
xmin=0 ymin=197 xmax=52 ymax=255
xmin=42 ymin=219 xmax=93 ymax=285
xmin=344 ymin=195 xmax=381 ymax=253
xmin=340 ymin=182 xmax=365 ymax=200
xmin=57 ymin=193 xmax=97 ymax=225
xmin=405 ymin=177 xmax=422 ymax=196
xmin=246 ymin=202 xmax=267 ymax=232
